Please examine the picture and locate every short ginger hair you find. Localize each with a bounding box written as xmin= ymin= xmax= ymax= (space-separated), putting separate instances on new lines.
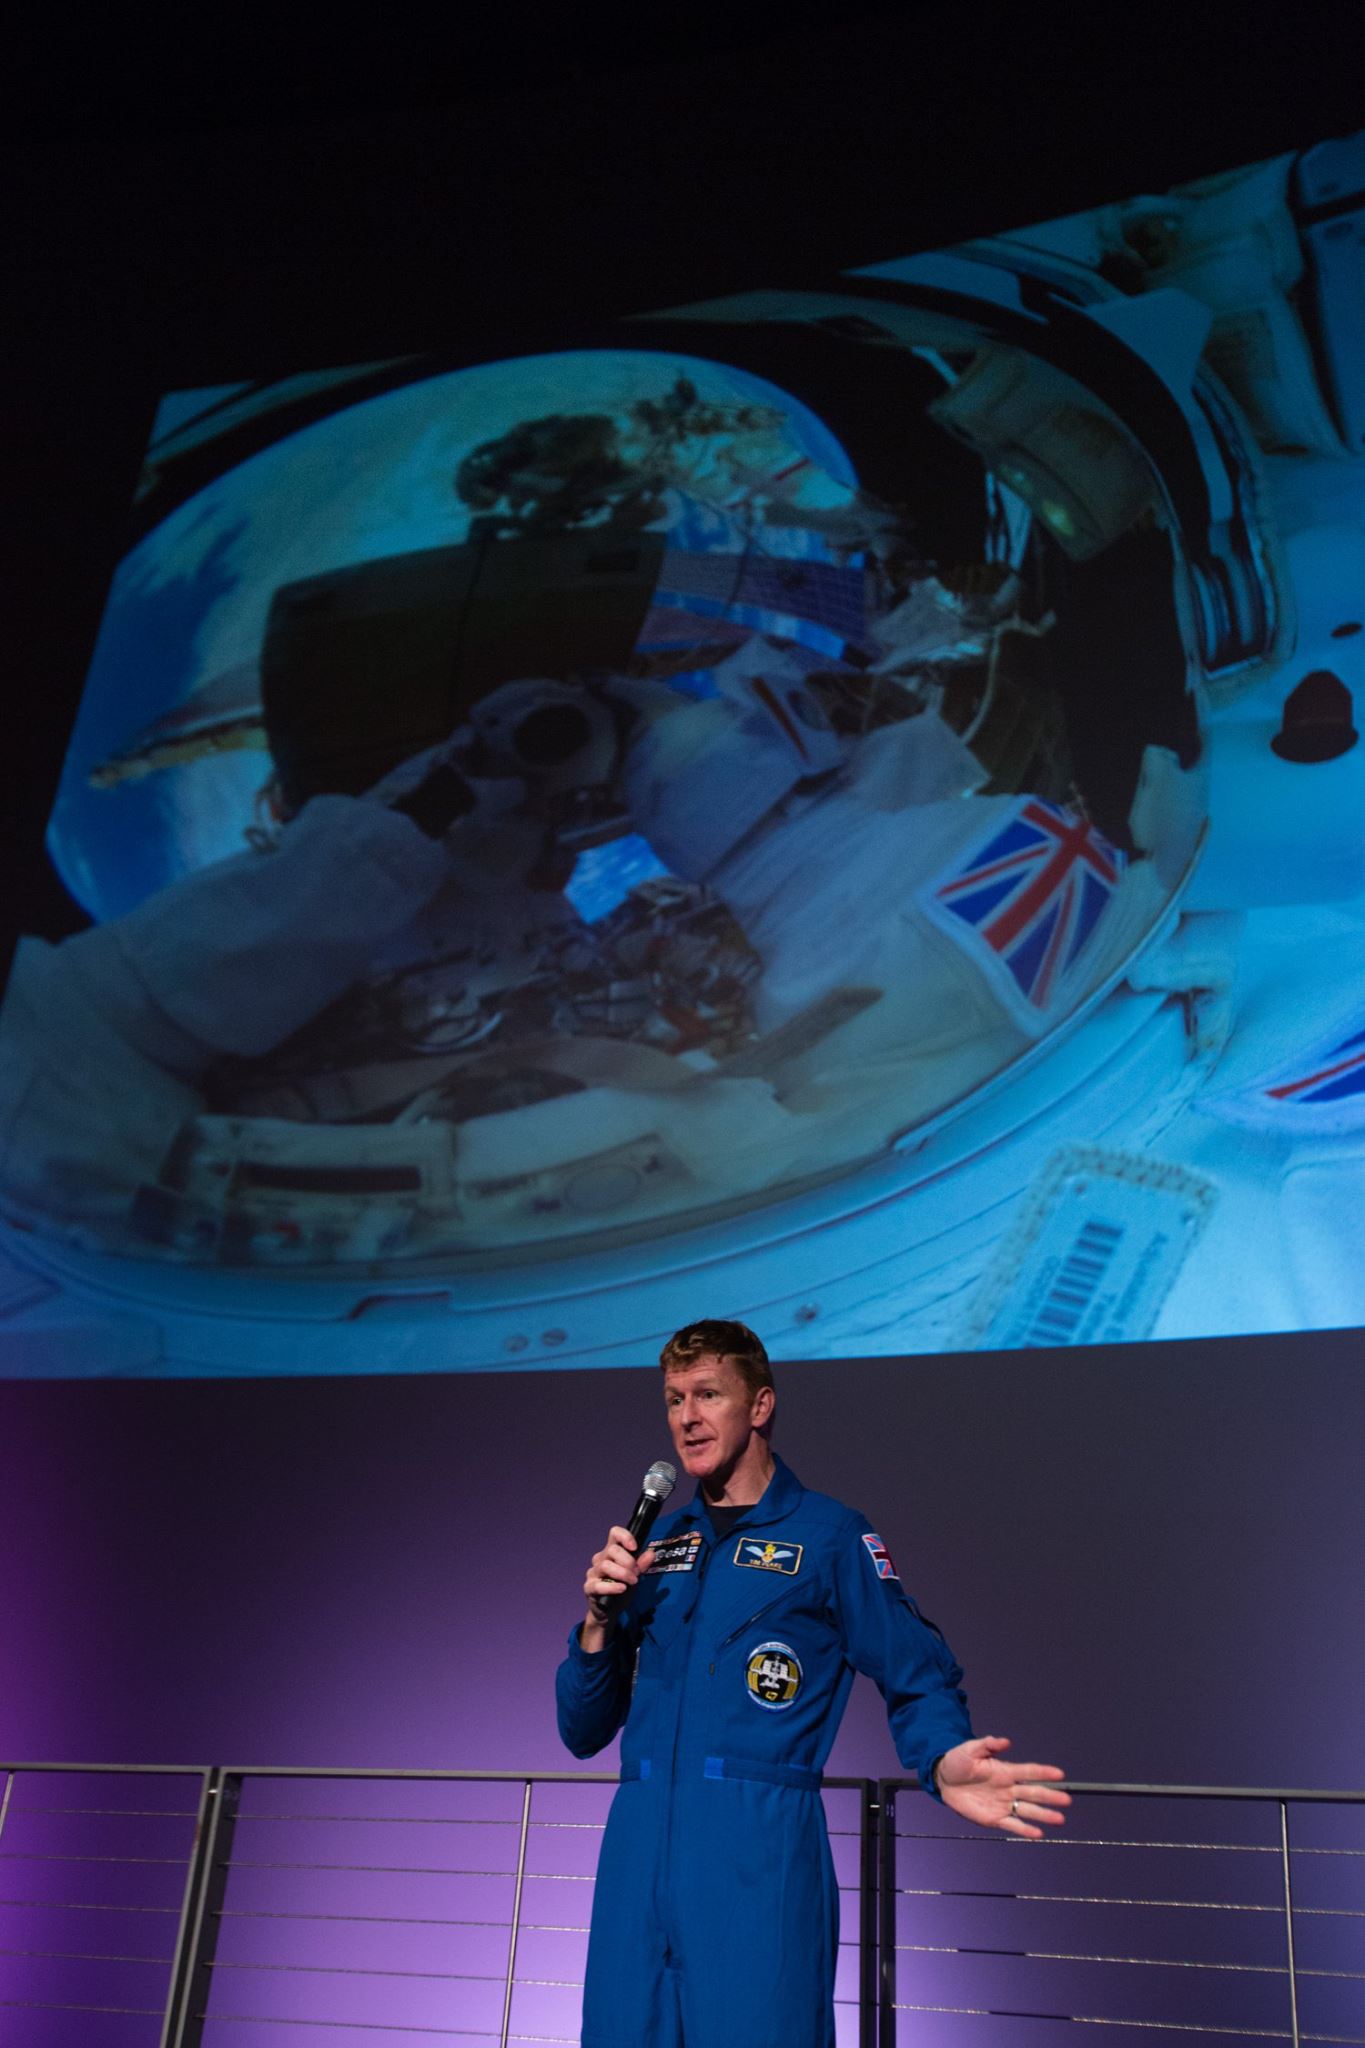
xmin=660 ymin=1318 xmax=773 ymax=1401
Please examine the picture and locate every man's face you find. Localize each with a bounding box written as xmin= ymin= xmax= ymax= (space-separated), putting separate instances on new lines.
xmin=664 ymin=1353 xmax=766 ymax=1483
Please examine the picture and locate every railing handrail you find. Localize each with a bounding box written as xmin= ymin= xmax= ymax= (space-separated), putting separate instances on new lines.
xmin=10 ymin=1765 xmax=1355 ymax=1799
xmin=882 ymin=1774 xmax=1365 ymax=1803
xmin=0 ymin=1761 xmax=874 ymax=1786
xmin=0 ymin=1760 xmax=211 ymax=1775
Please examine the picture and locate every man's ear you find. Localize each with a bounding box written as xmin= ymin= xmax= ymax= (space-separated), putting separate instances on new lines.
xmin=752 ymin=1385 xmax=776 ymax=1430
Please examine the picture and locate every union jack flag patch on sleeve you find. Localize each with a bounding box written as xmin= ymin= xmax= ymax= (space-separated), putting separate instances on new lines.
xmin=861 ymin=1533 xmax=899 ymax=1581
xmin=1204 ymin=1012 xmax=1365 ymax=1135
xmin=923 ymin=797 xmax=1124 ymax=1029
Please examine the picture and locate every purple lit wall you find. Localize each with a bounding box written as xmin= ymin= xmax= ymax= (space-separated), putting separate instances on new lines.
xmin=2 ymin=1329 xmax=1361 ymax=1785
xmin=5 ymin=1334 xmax=1364 ymax=2042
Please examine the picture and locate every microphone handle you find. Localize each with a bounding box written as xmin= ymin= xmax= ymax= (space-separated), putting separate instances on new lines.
xmin=597 ymin=1488 xmax=669 ymax=1613
xmin=626 ymin=1488 xmax=666 ymax=1550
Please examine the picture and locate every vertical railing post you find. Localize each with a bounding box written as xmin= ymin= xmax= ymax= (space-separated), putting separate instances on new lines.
xmin=877 ymin=1780 xmax=898 ymax=2047
xmin=858 ymin=1779 xmax=878 ymax=2048
xmin=499 ymin=1777 xmax=534 ymax=2048
xmin=0 ymin=1768 xmax=14 ymax=1846
xmin=158 ymin=1770 xmax=217 ymax=2048
xmin=166 ymin=1768 xmax=240 ymax=2048
xmin=1279 ymin=1800 xmax=1302 ymax=2048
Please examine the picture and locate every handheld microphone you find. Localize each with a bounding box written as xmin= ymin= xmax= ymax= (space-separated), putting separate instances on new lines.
xmin=626 ymin=1460 xmax=678 ymax=1552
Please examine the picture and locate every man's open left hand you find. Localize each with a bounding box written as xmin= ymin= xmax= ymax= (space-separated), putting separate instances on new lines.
xmin=933 ymin=1735 xmax=1070 ymax=1839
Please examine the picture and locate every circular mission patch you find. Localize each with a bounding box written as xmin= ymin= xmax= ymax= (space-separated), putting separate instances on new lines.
xmin=745 ymin=1640 xmax=803 ymax=1710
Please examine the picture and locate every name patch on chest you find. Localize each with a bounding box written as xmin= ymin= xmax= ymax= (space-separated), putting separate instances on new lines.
xmin=646 ymin=1530 xmax=703 ymax=1574
xmin=734 ymin=1537 xmax=804 ymax=1575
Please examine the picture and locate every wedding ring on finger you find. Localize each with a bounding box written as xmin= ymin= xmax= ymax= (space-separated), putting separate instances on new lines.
xmin=1010 ymin=1797 xmax=1021 ymax=1819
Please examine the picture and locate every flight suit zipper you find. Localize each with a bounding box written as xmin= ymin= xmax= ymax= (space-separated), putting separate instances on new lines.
xmin=711 ymin=1594 xmax=788 ymax=1673
xmin=661 ymin=1525 xmax=715 ymax=1964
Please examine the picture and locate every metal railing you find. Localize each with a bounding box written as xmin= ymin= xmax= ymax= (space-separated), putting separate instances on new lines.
xmin=880 ymin=1778 xmax=1365 ymax=2046
xmin=0 ymin=1762 xmax=213 ymax=2047
xmin=0 ymin=1765 xmax=874 ymax=2046
xmin=3 ymin=1765 xmax=1360 ymax=2045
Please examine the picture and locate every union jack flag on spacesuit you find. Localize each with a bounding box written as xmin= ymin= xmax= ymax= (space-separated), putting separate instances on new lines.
xmin=1205 ymin=1012 xmax=1365 ymax=1135
xmin=924 ymin=797 xmax=1125 ymax=1028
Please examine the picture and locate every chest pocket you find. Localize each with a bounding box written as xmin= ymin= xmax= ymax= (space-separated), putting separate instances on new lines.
xmin=716 ymin=1585 xmax=807 ymax=1652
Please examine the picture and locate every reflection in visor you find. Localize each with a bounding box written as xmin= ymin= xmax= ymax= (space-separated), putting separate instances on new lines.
xmin=15 ymin=338 xmax=1205 ymax=1272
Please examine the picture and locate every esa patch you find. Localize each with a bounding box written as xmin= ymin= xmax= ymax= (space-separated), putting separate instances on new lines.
xmin=745 ymin=1640 xmax=803 ymax=1710
xmin=861 ymin=1533 xmax=899 ymax=1581
xmin=734 ymin=1537 xmax=804 ymax=1575
xmin=646 ymin=1530 xmax=703 ymax=1574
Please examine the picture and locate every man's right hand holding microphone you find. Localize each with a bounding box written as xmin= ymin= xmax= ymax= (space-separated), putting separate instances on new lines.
xmin=579 ymin=1459 xmax=677 ymax=1653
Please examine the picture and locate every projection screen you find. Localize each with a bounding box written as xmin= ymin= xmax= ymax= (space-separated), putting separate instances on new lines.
xmin=4 ymin=127 xmax=1365 ymax=1373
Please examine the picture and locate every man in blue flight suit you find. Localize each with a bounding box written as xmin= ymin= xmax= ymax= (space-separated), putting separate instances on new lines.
xmin=556 ymin=1319 xmax=1070 ymax=2047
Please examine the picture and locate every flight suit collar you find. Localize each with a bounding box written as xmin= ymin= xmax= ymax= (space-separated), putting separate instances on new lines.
xmin=676 ymin=1452 xmax=805 ymax=1536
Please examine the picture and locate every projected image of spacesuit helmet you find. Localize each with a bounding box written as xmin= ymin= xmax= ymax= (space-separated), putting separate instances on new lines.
xmin=14 ymin=133 xmax=1365 ymax=1374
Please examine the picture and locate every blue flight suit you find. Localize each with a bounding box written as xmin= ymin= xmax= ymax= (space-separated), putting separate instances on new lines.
xmin=556 ymin=1456 xmax=973 ymax=2048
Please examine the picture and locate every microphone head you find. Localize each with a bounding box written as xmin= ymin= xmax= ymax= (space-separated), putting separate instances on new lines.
xmin=641 ymin=1460 xmax=677 ymax=1503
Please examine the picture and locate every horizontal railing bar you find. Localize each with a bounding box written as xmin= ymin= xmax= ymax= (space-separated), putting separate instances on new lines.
xmin=218 ymin=1861 xmax=524 ymax=1876
xmin=897 ymin=1885 xmax=1281 ymax=1910
xmin=195 ymin=2017 xmax=506 ymax=2035
xmin=0 ymin=1764 xmax=210 ymax=1777
xmin=5 ymin=1804 xmax=201 ymax=1819
xmin=504 ymin=1978 xmax=584 ymax=1989
xmin=0 ymin=1897 xmax=180 ymax=1913
xmin=234 ymin=1814 xmax=523 ymax=1827
xmin=895 ymin=1831 xmax=1282 ymax=1852
xmin=893 ymin=2012 xmax=1364 ymax=2046
xmin=0 ymin=1944 xmax=175 ymax=1964
xmin=220 ymin=1813 xmax=640 ymax=1831
xmin=221 ymin=1769 xmax=868 ymax=1788
xmin=184 ymin=1811 xmax=855 ymax=1832
xmin=896 ymin=1834 xmax=1365 ymax=1867
xmin=897 ymin=1940 xmax=1289 ymax=1973
xmin=0 ymin=1999 xmax=164 ymax=2016
xmin=1064 ymin=1782 xmax=1365 ymax=1804
xmin=900 ymin=1831 xmax=1363 ymax=1856
xmin=217 ymin=1910 xmax=518 ymax=1927
xmin=210 ymin=1961 xmax=507 ymax=1980
xmin=893 ymin=2005 xmax=1293 ymax=2037
xmin=228 ymin=1767 xmax=758 ymax=1783
xmin=887 ymin=1777 xmax=1365 ymax=1804
xmin=224 ymin=1768 xmax=865 ymax=1787
xmin=895 ymin=1883 xmax=1365 ymax=1918
xmin=0 ymin=1850 xmax=188 ymax=1864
